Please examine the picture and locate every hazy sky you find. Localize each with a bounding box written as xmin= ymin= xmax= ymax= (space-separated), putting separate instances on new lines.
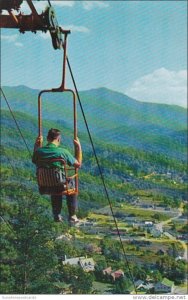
xmin=1 ymin=0 xmax=187 ymax=107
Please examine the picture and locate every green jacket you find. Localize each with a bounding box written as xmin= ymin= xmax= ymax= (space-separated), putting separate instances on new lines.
xmin=32 ymin=143 xmax=76 ymax=169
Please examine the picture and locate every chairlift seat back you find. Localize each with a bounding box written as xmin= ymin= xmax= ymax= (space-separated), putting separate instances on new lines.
xmin=36 ymin=158 xmax=78 ymax=196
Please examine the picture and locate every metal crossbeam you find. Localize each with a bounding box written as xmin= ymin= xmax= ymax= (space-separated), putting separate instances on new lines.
xmin=0 ymin=0 xmax=64 ymax=49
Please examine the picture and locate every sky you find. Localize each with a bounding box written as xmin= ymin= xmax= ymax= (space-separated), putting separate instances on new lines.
xmin=1 ymin=0 xmax=187 ymax=107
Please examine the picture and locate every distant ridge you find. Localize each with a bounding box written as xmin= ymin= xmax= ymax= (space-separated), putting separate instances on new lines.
xmin=1 ymin=85 xmax=187 ymax=160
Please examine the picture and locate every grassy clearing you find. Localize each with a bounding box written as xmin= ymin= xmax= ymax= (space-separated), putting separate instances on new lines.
xmin=89 ymin=212 xmax=113 ymax=221
xmin=93 ymin=204 xmax=174 ymax=222
xmin=118 ymin=205 xmax=172 ymax=221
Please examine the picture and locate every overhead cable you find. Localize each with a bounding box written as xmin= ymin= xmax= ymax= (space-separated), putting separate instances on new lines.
xmin=1 ymin=88 xmax=32 ymax=159
xmin=66 ymin=56 xmax=137 ymax=294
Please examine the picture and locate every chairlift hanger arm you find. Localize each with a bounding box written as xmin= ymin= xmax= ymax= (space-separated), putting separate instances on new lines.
xmin=0 ymin=0 xmax=64 ymax=49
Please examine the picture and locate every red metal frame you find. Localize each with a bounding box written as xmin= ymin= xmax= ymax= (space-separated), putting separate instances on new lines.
xmin=0 ymin=0 xmax=45 ymax=31
xmin=37 ymin=30 xmax=78 ymax=195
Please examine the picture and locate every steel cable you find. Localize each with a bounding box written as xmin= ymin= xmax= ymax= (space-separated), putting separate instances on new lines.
xmin=66 ymin=56 xmax=137 ymax=293
xmin=1 ymin=88 xmax=32 ymax=159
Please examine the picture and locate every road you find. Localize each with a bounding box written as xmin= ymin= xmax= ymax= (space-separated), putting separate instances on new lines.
xmin=155 ymin=206 xmax=187 ymax=261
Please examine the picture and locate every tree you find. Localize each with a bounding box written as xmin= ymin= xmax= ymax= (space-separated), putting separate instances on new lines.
xmin=54 ymin=239 xmax=82 ymax=260
xmin=156 ymin=255 xmax=187 ymax=284
xmin=156 ymin=255 xmax=173 ymax=275
xmin=170 ymin=260 xmax=187 ymax=284
xmin=100 ymin=238 xmax=122 ymax=260
xmin=132 ymin=265 xmax=147 ymax=281
xmin=151 ymin=270 xmax=162 ymax=283
xmin=182 ymin=203 xmax=188 ymax=217
xmin=0 ymin=182 xmax=60 ymax=294
xmin=152 ymin=213 xmax=160 ymax=221
xmin=94 ymin=257 xmax=107 ymax=282
xmin=112 ymin=276 xmax=131 ymax=294
xmin=167 ymin=243 xmax=179 ymax=258
xmin=60 ymin=264 xmax=94 ymax=294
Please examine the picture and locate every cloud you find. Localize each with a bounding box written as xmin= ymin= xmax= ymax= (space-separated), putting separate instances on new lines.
xmin=124 ymin=68 xmax=187 ymax=107
xmin=19 ymin=1 xmax=74 ymax=14
xmin=82 ymin=1 xmax=109 ymax=11
xmin=1 ymin=34 xmax=24 ymax=47
xmin=62 ymin=24 xmax=90 ymax=33
xmin=53 ymin=1 xmax=75 ymax=8
xmin=38 ymin=31 xmax=51 ymax=40
xmin=14 ymin=42 xmax=24 ymax=47
xmin=19 ymin=1 xmax=47 ymax=13
xmin=1 ymin=10 xmax=9 ymax=15
xmin=1 ymin=34 xmax=18 ymax=42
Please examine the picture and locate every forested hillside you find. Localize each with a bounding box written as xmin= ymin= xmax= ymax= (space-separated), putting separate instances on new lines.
xmin=1 ymin=106 xmax=187 ymax=210
xmin=1 ymin=86 xmax=187 ymax=159
xmin=1 ymin=87 xmax=187 ymax=294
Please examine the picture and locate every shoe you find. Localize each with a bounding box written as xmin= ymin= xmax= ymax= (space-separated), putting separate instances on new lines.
xmin=68 ymin=215 xmax=80 ymax=225
xmin=54 ymin=214 xmax=63 ymax=222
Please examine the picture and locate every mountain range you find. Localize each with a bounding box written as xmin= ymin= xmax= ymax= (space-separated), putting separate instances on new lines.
xmin=1 ymin=85 xmax=187 ymax=161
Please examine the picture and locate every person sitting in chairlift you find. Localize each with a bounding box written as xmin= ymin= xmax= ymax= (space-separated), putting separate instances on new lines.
xmin=32 ymin=128 xmax=82 ymax=224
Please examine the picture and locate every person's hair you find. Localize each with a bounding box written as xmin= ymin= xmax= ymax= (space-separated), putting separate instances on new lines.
xmin=47 ymin=128 xmax=61 ymax=141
